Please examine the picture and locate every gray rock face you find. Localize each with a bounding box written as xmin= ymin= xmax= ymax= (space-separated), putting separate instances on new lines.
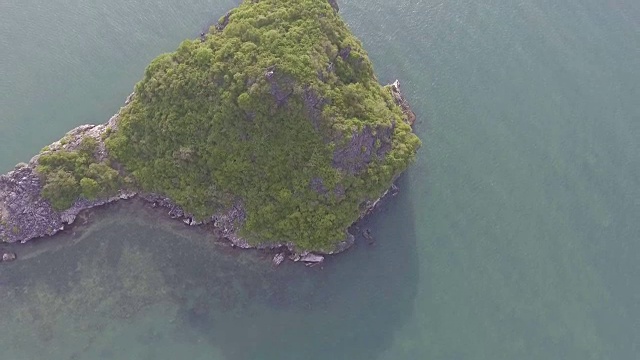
xmin=332 ymin=124 xmax=395 ymax=175
xmin=266 ymin=69 xmax=295 ymax=107
xmin=291 ymin=252 xmax=325 ymax=263
xmin=328 ymin=0 xmax=339 ymax=12
xmin=215 ymin=11 xmax=233 ymax=31
xmin=310 ymin=177 xmax=328 ymax=195
xmin=338 ymin=45 xmax=351 ymax=60
xmin=272 ymin=252 xmax=286 ymax=267
xmin=331 ymin=80 xmax=415 ymax=176
xmin=0 ymin=115 xmax=138 ymax=244
xmin=302 ymin=87 xmax=328 ymax=132
xmin=390 ymin=80 xmax=416 ymax=126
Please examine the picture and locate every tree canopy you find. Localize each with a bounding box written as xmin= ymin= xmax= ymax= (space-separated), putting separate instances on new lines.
xmin=98 ymin=0 xmax=421 ymax=251
xmin=37 ymin=137 xmax=121 ymax=210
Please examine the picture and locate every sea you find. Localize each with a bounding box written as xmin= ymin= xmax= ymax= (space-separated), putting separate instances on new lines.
xmin=0 ymin=0 xmax=638 ymax=359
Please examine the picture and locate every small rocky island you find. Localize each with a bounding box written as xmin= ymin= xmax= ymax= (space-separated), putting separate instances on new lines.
xmin=0 ymin=0 xmax=420 ymax=263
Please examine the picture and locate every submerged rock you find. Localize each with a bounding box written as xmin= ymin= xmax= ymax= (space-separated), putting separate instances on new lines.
xmin=363 ymin=228 xmax=375 ymax=244
xmin=1 ymin=251 xmax=16 ymax=262
xmin=272 ymin=252 xmax=286 ymax=267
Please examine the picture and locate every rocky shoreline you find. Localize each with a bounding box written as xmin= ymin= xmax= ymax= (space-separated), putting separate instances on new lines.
xmin=0 ymin=80 xmax=415 ymax=265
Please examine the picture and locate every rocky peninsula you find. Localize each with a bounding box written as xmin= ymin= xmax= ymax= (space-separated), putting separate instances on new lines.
xmin=0 ymin=0 xmax=420 ymax=263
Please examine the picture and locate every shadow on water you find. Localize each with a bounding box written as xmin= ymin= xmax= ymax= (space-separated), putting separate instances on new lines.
xmin=205 ymin=174 xmax=420 ymax=360
xmin=0 ymin=175 xmax=419 ymax=360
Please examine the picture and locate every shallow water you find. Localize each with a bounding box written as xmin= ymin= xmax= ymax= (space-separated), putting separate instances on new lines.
xmin=1 ymin=0 xmax=639 ymax=359
xmin=0 ymin=185 xmax=419 ymax=360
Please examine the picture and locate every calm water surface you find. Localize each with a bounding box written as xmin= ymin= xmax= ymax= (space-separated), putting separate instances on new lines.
xmin=0 ymin=0 xmax=638 ymax=359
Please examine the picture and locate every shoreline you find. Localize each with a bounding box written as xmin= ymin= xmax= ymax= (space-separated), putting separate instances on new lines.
xmin=0 ymin=3 xmax=417 ymax=264
xmin=1 ymin=177 xmax=402 ymax=267
xmin=0 ymin=79 xmax=415 ymax=264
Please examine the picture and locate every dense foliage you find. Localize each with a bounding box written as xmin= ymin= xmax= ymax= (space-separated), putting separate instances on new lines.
xmin=106 ymin=0 xmax=420 ymax=251
xmin=37 ymin=137 xmax=121 ymax=210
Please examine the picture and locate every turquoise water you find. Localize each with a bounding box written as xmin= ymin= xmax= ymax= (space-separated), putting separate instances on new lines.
xmin=1 ymin=0 xmax=639 ymax=359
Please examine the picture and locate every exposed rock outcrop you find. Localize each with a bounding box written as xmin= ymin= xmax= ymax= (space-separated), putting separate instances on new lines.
xmin=290 ymin=252 xmax=325 ymax=263
xmin=272 ymin=252 xmax=286 ymax=267
xmin=331 ymin=81 xmax=415 ymax=175
xmin=391 ymin=80 xmax=416 ymax=126
xmin=0 ymin=117 xmax=137 ymax=245
xmin=215 ymin=11 xmax=233 ymax=32
xmin=332 ymin=125 xmax=395 ymax=175
xmin=265 ymin=68 xmax=295 ymax=107
xmin=328 ymin=0 xmax=339 ymax=12
xmin=302 ymin=87 xmax=328 ymax=132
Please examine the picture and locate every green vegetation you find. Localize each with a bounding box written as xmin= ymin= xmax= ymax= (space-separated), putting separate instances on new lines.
xmin=105 ymin=0 xmax=420 ymax=251
xmin=37 ymin=137 xmax=121 ymax=210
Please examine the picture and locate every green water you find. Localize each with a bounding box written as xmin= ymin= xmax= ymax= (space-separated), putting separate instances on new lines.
xmin=1 ymin=0 xmax=638 ymax=359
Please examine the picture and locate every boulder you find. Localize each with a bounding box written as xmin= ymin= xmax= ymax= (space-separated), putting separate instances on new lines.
xmin=299 ymin=253 xmax=324 ymax=263
xmin=1 ymin=251 xmax=16 ymax=262
xmin=272 ymin=252 xmax=286 ymax=266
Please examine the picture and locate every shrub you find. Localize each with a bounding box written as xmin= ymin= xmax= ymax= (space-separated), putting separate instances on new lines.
xmin=105 ymin=0 xmax=420 ymax=251
xmin=37 ymin=137 xmax=121 ymax=210
xmin=41 ymin=170 xmax=80 ymax=210
xmin=80 ymin=177 xmax=100 ymax=199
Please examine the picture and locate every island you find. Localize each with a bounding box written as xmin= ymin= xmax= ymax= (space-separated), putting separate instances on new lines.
xmin=0 ymin=0 xmax=421 ymax=263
